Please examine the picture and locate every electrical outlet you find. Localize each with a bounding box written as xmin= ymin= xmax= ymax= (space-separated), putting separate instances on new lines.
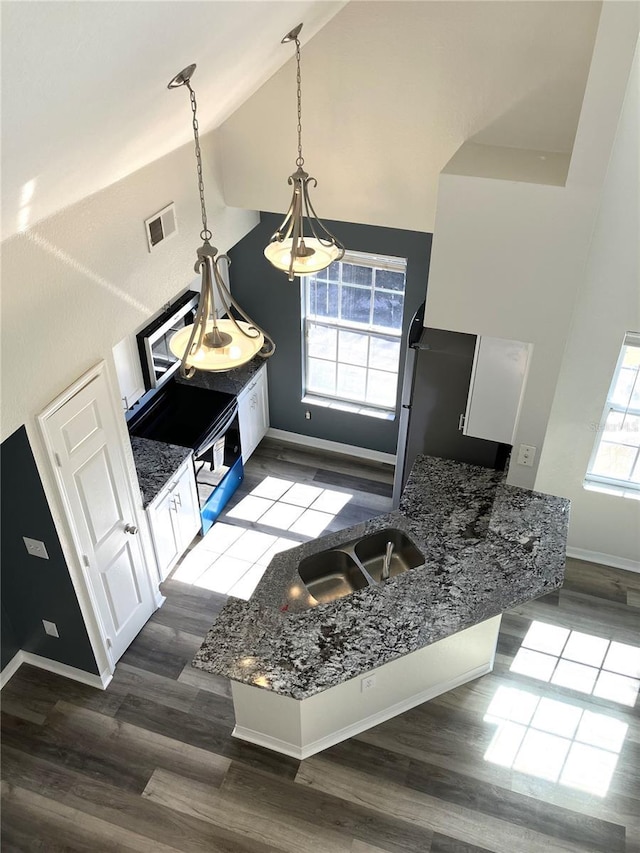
xmin=361 ymin=674 xmax=376 ymax=692
xmin=305 ymin=410 xmax=312 ymax=420
xmin=23 ymin=537 xmax=49 ymax=559
xmin=42 ymin=620 xmax=59 ymax=638
xmin=517 ymin=444 xmax=537 ymax=467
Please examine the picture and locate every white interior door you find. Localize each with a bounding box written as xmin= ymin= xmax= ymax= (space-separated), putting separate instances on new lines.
xmin=40 ymin=364 xmax=155 ymax=664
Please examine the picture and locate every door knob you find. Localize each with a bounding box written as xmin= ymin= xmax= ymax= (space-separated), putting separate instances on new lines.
xmin=124 ymin=523 xmax=138 ymax=535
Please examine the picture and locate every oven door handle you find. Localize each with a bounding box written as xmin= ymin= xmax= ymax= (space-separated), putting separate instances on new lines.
xmin=195 ymin=403 xmax=238 ymax=459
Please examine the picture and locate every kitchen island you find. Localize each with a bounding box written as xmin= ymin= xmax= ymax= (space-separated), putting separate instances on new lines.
xmin=193 ymin=455 xmax=570 ymax=758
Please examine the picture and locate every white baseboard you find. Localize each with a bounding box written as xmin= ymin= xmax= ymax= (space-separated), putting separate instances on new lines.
xmin=0 ymin=652 xmax=23 ymax=690
xmin=266 ymin=428 xmax=396 ymax=466
xmin=232 ymin=661 xmax=491 ymax=760
xmin=0 ymin=650 xmax=112 ymax=691
xmin=566 ymin=546 xmax=640 ymax=574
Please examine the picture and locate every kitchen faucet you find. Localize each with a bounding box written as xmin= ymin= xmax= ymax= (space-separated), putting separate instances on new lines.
xmin=382 ymin=541 xmax=394 ymax=580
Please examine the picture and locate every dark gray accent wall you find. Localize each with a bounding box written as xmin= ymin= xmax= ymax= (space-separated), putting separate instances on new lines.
xmin=1 ymin=426 xmax=99 ymax=674
xmin=229 ymin=213 xmax=432 ymax=455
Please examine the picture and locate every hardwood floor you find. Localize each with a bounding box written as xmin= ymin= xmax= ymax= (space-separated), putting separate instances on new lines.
xmin=2 ymin=440 xmax=639 ymax=852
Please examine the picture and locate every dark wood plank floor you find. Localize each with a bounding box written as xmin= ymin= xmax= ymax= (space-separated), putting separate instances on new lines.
xmin=2 ymin=439 xmax=639 ymax=852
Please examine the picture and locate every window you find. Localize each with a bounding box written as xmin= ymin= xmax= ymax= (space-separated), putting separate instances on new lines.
xmin=585 ymin=332 xmax=640 ymax=497
xmin=302 ymin=251 xmax=407 ymax=416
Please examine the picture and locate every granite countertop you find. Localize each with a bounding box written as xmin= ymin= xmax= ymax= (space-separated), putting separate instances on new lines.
xmin=129 ymin=436 xmax=193 ymax=508
xmin=192 ymin=455 xmax=570 ymax=700
xmin=175 ymin=355 xmax=265 ymax=395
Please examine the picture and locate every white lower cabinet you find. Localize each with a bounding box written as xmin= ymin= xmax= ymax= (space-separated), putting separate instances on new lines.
xmin=147 ymin=457 xmax=200 ymax=581
xmin=238 ymin=364 xmax=269 ymax=463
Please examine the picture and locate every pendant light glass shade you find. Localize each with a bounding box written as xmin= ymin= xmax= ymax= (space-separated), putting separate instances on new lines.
xmin=265 ymin=24 xmax=344 ymax=281
xmin=170 ymin=319 xmax=264 ymax=372
xmin=264 ymin=238 xmax=343 ymax=276
xmin=168 ymin=64 xmax=274 ymax=377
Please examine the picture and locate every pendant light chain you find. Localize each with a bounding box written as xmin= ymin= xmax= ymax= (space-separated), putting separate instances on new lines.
xmin=186 ymin=81 xmax=212 ymax=242
xmin=295 ymin=36 xmax=304 ymax=168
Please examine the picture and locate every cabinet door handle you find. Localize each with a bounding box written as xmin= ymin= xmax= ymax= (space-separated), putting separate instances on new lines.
xmin=458 ymin=413 xmax=466 ymax=432
xmin=174 ymin=492 xmax=182 ymax=507
xmin=170 ymin=497 xmax=177 ymax=512
xmin=124 ymin=523 xmax=138 ymax=535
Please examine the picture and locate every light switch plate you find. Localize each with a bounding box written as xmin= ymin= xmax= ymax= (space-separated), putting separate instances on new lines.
xmin=23 ymin=537 xmax=49 ymax=559
xmin=42 ymin=620 xmax=59 ymax=638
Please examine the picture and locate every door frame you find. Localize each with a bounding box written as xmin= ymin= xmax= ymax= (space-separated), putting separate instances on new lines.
xmin=37 ymin=360 xmax=157 ymax=685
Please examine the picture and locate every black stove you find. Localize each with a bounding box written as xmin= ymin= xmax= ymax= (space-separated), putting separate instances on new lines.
xmin=128 ymin=379 xmax=236 ymax=458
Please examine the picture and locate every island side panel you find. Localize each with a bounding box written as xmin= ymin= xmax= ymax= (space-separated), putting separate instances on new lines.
xmin=230 ymin=615 xmax=501 ymax=759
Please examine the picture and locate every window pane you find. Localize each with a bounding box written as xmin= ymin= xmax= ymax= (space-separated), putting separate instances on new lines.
xmin=341 ymin=285 xmax=371 ymax=324
xmin=621 ymin=413 xmax=640 ymax=447
xmin=338 ymin=330 xmax=369 ymax=365
xmin=375 ymin=269 xmax=405 ymax=292
xmin=309 ymin=281 xmax=339 ymax=318
xmin=369 ymin=337 xmax=401 ymax=371
xmin=341 ymin=263 xmax=372 ymax=286
xmin=622 ymin=344 xmax=640 ymax=369
xmin=611 ymin=367 xmax=637 ymax=408
xmin=337 ymin=364 xmax=366 ymax=401
xmin=307 ymin=358 xmax=336 ymax=396
xmin=308 ymin=325 xmax=337 ymax=360
xmin=366 ymin=370 xmax=398 ymax=407
xmin=373 ymin=291 xmax=404 ymax=330
xmin=601 ymin=411 xmax=640 ymax=447
xmin=591 ymin=442 xmax=636 ymax=480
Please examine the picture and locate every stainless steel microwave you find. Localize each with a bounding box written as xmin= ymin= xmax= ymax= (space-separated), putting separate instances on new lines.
xmin=136 ymin=290 xmax=199 ymax=390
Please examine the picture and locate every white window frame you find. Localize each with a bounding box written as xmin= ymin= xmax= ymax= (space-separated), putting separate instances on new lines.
xmin=584 ymin=331 xmax=640 ymax=498
xmin=301 ymin=250 xmax=407 ymax=418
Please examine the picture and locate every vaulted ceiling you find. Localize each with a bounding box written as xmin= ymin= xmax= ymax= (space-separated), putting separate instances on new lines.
xmin=1 ymin=1 xmax=602 ymax=240
xmin=0 ymin=1 xmax=345 ymax=240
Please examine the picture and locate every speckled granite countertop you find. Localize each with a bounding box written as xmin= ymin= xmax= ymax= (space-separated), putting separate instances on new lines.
xmin=192 ymin=455 xmax=570 ymax=699
xmin=175 ymin=355 xmax=265 ymax=395
xmin=129 ymin=436 xmax=192 ymax=508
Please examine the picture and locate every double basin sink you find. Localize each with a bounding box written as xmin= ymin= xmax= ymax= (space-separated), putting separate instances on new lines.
xmin=297 ymin=528 xmax=425 ymax=605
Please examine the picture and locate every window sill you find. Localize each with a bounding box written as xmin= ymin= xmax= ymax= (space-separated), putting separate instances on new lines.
xmin=302 ymin=395 xmax=396 ymax=422
xmin=583 ymin=480 xmax=640 ymax=501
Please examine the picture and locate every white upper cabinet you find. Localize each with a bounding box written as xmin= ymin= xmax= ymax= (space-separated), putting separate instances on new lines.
xmin=463 ymin=336 xmax=532 ymax=445
xmin=113 ymin=335 xmax=145 ymax=411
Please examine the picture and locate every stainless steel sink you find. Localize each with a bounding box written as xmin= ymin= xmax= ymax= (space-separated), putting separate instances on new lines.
xmin=354 ymin=529 xmax=425 ymax=582
xmin=297 ymin=550 xmax=371 ymax=604
xmin=297 ymin=528 xmax=425 ymax=604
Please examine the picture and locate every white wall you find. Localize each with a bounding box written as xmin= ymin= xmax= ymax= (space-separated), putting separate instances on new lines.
xmin=423 ymin=3 xmax=639 ymax=495
xmin=1 ymin=133 xmax=257 ymax=444
xmin=535 ymin=39 xmax=640 ymax=567
xmin=217 ymin=1 xmax=599 ymax=233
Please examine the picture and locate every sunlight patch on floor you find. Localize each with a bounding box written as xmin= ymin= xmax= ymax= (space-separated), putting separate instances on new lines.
xmin=171 ymin=475 xmax=353 ymax=599
xmin=484 ymin=684 xmax=629 ymax=796
xmin=509 ymin=621 xmax=640 ymax=707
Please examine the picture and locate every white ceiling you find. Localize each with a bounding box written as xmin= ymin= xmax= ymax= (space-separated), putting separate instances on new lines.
xmin=218 ymin=1 xmax=603 ymax=233
xmin=0 ymin=0 xmax=345 ymax=240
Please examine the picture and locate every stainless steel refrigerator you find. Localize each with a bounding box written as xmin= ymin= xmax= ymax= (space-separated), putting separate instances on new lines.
xmin=392 ymin=303 xmax=508 ymax=506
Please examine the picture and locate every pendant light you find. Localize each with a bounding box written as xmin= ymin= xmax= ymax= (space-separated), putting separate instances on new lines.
xmin=264 ymin=23 xmax=344 ymax=281
xmin=168 ymin=64 xmax=275 ymax=378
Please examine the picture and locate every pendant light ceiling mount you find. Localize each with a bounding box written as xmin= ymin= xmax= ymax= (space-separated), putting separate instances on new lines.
xmin=264 ymin=22 xmax=344 ymax=281
xmin=168 ymin=64 xmax=275 ymax=378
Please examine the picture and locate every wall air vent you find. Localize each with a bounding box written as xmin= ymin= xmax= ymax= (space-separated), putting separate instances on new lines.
xmin=144 ymin=203 xmax=177 ymax=252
